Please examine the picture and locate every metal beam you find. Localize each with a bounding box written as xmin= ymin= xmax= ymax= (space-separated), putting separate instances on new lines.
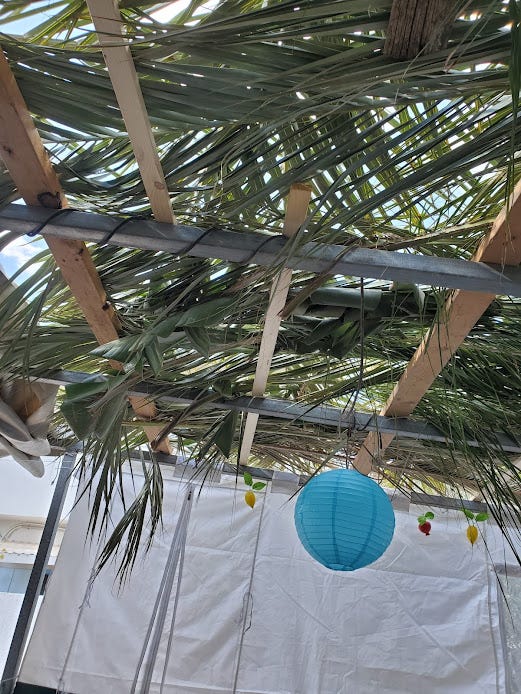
xmin=121 ymin=450 xmax=490 ymax=513
xmin=409 ymin=492 xmax=487 ymax=513
xmin=36 ymin=370 xmax=521 ymax=453
xmin=1 ymin=452 xmax=75 ymax=694
xmin=3 ymin=204 xmax=521 ymax=296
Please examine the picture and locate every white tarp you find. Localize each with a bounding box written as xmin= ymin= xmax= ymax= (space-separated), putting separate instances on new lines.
xmin=20 ymin=467 xmax=508 ymax=693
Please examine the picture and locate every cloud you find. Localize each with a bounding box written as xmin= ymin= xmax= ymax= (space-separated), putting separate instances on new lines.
xmin=0 ymin=238 xmax=45 ymax=282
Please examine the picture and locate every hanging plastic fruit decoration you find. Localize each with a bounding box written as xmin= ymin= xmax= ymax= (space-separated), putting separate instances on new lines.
xmin=243 ymin=471 xmax=266 ymax=509
xmin=466 ymin=526 xmax=478 ymax=545
xmin=462 ymin=508 xmax=488 ymax=545
xmin=417 ymin=511 xmax=434 ymax=535
xmin=245 ymin=490 xmax=256 ymax=508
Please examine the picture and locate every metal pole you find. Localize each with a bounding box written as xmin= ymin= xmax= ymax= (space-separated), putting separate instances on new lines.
xmin=3 ymin=204 xmax=521 ymax=296
xmin=144 ymin=451 xmax=488 ymax=513
xmin=1 ymin=452 xmax=76 ymax=694
xmin=36 ymin=370 xmax=521 ymax=454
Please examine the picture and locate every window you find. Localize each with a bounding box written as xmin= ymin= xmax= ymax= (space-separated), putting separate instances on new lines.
xmin=0 ymin=567 xmax=52 ymax=595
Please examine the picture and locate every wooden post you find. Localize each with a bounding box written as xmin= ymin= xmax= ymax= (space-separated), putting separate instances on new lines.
xmin=238 ymin=183 xmax=312 ymax=464
xmin=0 ymin=48 xmax=170 ymax=451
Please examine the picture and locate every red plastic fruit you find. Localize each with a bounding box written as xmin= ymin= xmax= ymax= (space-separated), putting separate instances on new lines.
xmin=418 ymin=521 xmax=431 ymax=536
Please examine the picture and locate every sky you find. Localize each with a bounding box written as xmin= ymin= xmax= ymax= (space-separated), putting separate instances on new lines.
xmin=1 ymin=235 xmax=45 ymax=282
xmin=1 ymin=1 xmax=202 ymax=282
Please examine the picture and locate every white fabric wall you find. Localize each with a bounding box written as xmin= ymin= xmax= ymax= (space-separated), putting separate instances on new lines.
xmin=0 ymin=593 xmax=24 ymax=671
xmin=0 ymin=593 xmax=44 ymax=674
xmin=20 ymin=468 xmax=508 ymax=694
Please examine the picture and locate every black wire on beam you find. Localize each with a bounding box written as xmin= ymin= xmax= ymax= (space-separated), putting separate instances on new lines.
xmin=3 ymin=204 xmax=521 ymax=295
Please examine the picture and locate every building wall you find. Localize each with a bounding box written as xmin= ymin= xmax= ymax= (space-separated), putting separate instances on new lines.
xmin=0 ymin=456 xmax=77 ymax=673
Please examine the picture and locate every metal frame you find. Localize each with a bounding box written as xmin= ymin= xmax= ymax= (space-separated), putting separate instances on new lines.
xmin=4 ymin=204 xmax=521 ymax=295
xmin=145 ymin=450 xmax=488 ymax=513
xmin=37 ymin=370 xmax=521 ymax=453
xmin=1 ymin=452 xmax=76 ymax=694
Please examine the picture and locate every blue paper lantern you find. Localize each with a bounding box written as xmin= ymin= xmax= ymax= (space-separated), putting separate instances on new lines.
xmin=294 ymin=468 xmax=395 ymax=571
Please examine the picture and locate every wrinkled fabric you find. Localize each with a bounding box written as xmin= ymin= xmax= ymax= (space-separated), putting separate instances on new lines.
xmin=20 ymin=470 xmax=508 ymax=694
xmin=0 ymin=381 xmax=58 ymax=477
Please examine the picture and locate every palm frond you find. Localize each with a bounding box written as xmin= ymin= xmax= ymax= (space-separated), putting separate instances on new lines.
xmin=2 ymin=0 xmax=521 ymax=572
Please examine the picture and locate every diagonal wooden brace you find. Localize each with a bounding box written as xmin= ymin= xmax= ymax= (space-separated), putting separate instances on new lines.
xmin=0 ymin=47 xmax=169 ymax=451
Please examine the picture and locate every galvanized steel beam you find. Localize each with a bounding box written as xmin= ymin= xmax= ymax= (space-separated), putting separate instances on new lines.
xmin=3 ymin=204 xmax=521 ymax=295
xmin=37 ymin=370 xmax=521 ymax=453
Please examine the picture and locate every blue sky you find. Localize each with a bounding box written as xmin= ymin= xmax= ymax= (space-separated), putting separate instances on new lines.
xmin=1 ymin=237 xmax=45 ymax=281
xmin=0 ymin=2 xmax=195 ymax=282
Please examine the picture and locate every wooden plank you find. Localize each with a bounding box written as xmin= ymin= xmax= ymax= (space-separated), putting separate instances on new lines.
xmin=384 ymin=0 xmax=458 ymax=60
xmin=0 ymin=47 xmax=169 ymax=450
xmin=354 ymin=179 xmax=521 ymax=474
xmin=239 ymin=183 xmax=312 ymax=464
xmin=86 ymin=0 xmax=174 ymax=224
xmin=0 ymin=48 xmax=120 ymax=343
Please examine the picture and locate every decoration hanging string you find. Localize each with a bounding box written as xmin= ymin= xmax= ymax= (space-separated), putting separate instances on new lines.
xmin=56 ymin=485 xmax=118 ymax=694
xmin=231 ymin=491 xmax=267 ymax=694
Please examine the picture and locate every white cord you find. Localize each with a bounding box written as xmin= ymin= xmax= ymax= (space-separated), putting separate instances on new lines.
xmin=231 ymin=492 xmax=266 ymax=694
xmin=132 ymin=485 xmax=193 ymax=694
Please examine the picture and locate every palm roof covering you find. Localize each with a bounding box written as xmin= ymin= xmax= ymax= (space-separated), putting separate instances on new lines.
xmin=1 ymin=0 xmax=521 ymax=572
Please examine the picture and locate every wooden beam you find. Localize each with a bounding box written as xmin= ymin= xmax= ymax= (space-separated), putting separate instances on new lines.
xmin=354 ymin=179 xmax=521 ymax=474
xmin=0 ymin=47 xmax=169 ymax=450
xmin=384 ymin=0 xmax=459 ymax=60
xmin=0 ymin=48 xmax=121 ymax=343
xmin=239 ymin=183 xmax=312 ymax=464
xmin=86 ymin=0 xmax=174 ymax=224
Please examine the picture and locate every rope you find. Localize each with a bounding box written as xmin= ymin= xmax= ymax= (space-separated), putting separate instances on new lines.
xmin=231 ymin=492 xmax=267 ymax=694
xmin=131 ymin=485 xmax=193 ymax=694
xmin=56 ymin=493 xmax=113 ymax=694
xmin=56 ymin=566 xmax=98 ymax=694
xmin=159 ymin=523 xmax=188 ymax=694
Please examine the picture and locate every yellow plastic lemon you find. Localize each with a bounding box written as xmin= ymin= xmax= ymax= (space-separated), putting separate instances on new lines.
xmin=245 ymin=490 xmax=256 ymax=509
xmin=466 ymin=525 xmax=478 ymax=545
